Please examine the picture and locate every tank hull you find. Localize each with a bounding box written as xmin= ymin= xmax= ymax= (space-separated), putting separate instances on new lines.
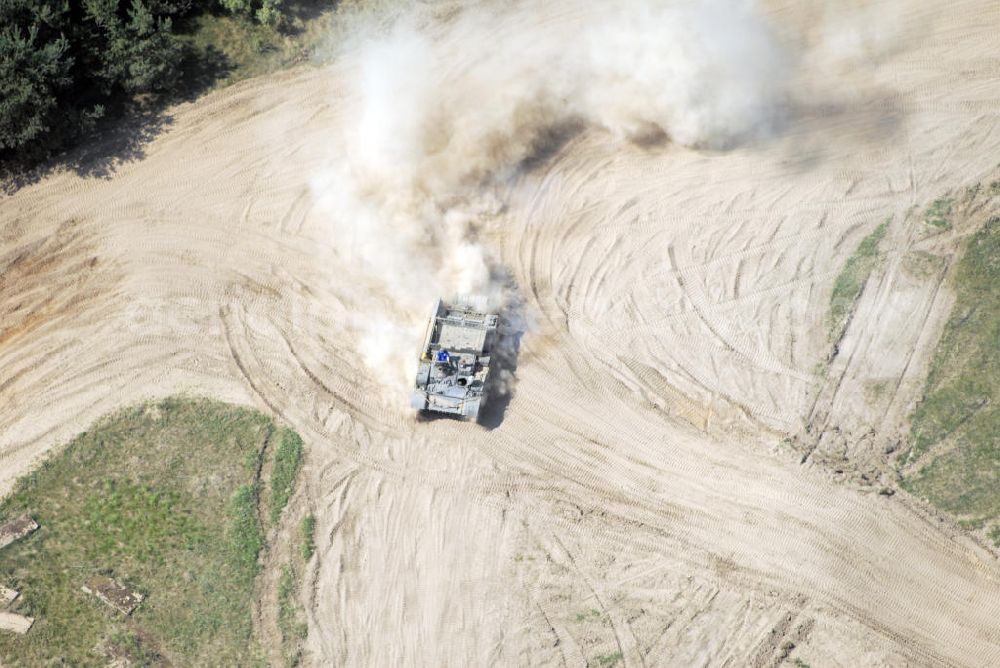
xmin=412 ymin=299 xmax=499 ymax=419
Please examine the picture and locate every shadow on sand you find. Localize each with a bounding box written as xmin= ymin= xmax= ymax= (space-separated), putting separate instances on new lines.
xmin=476 ymin=294 xmax=524 ymax=430
xmin=1 ymin=45 xmax=230 ymax=197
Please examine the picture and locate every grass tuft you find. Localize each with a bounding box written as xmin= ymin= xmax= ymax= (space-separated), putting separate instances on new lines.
xmin=231 ymin=483 xmax=265 ymax=577
xmin=595 ymin=651 xmax=623 ymax=666
xmin=574 ymin=608 xmax=603 ymax=623
xmin=301 ymin=513 xmax=316 ymax=561
xmin=277 ymin=564 xmax=307 ymax=666
xmin=828 ymin=220 xmax=889 ymax=341
xmin=269 ymin=429 xmax=304 ymax=525
xmin=924 ymin=196 xmax=954 ymax=230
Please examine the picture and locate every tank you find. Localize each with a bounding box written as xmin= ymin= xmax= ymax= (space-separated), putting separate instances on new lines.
xmin=411 ymin=298 xmax=499 ymax=419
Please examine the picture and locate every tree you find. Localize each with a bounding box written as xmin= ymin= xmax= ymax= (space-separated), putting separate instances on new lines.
xmin=255 ymin=0 xmax=283 ymax=28
xmin=83 ymin=0 xmax=182 ymax=94
xmin=220 ymin=0 xmax=284 ymax=26
xmin=1 ymin=0 xmax=288 ymax=171
xmin=0 ymin=0 xmax=73 ymax=153
xmin=0 ymin=26 xmax=70 ymax=151
xmin=1 ymin=0 xmax=187 ymax=166
xmin=144 ymin=0 xmax=192 ymax=16
xmin=219 ymin=0 xmax=252 ymax=15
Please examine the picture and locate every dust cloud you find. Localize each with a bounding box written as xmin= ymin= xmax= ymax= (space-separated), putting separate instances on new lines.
xmin=312 ymin=0 xmax=790 ymax=396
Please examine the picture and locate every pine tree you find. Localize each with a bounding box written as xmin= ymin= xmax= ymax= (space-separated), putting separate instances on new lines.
xmin=0 ymin=0 xmax=73 ymax=152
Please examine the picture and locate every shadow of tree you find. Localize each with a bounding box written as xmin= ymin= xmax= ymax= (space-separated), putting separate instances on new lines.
xmin=65 ymin=104 xmax=175 ymax=182
xmin=1 ymin=44 xmax=231 ymax=197
xmin=176 ymin=44 xmax=232 ymax=101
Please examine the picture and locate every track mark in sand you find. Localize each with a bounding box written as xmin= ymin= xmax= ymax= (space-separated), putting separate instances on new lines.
xmin=531 ymin=602 xmax=572 ymax=668
xmin=747 ymin=606 xmax=805 ymax=668
xmin=277 ymin=328 xmax=370 ymax=424
xmin=544 ymin=532 xmax=636 ymax=667
xmin=279 ymin=188 xmax=311 ymax=235
xmin=640 ymin=213 xmax=871 ymax=282
xmin=0 ymin=222 xmax=110 ymax=349
xmin=616 ymin=358 xmax=711 ymax=431
xmin=240 ymin=194 xmax=257 ymax=228
xmin=876 ymin=257 xmax=952 ymax=429
xmin=593 ymin=266 xmax=842 ymax=335
xmin=220 ymin=303 xmax=285 ymax=417
xmin=667 ymin=244 xmax=811 ymax=383
xmin=274 ymin=325 xmax=407 ymax=433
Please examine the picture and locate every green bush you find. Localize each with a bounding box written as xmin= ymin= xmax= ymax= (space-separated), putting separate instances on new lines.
xmin=0 ymin=19 xmax=72 ymax=151
xmin=256 ymin=0 xmax=284 ymax=27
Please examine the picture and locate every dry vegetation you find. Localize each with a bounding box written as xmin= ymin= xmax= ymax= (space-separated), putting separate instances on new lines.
xmin=178 ymin=0 xmax=416 ymax=90
xmin=180 ymin=2 xmax=339 ymax=89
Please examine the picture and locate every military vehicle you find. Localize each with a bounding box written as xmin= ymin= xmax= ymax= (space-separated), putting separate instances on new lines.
xmin=411 ymin=299 xmax=499 ymax=419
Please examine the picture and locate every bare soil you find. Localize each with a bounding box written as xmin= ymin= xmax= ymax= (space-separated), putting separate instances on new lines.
xmin=2 ymin=0 xmax=1000 ymax=665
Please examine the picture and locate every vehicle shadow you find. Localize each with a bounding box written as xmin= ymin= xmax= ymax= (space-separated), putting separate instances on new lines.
xmin=415 ymin=410 xmax=466 ymax=424
xmin=477 ymin=294 xmax=525 ymax=430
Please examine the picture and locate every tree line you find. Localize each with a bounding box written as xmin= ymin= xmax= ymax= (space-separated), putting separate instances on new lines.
xmin=0 ymin=0 xmax=284 ymax=170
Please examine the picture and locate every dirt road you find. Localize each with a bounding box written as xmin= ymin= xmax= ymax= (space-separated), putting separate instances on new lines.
xmin=2 ymin=0 xmax=1000 ymax=665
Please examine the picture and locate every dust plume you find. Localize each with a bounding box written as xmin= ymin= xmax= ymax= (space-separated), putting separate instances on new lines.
xmin=312 ymin=0 xmax=790 ymax=399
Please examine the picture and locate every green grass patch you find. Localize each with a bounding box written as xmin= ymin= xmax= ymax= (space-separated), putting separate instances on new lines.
xmin=594 ymin=651 xmax=623 ymax=666
xmin=269 ymin=429 xmax=304 ymax=525
xmin=574 ymin=608 xmax=603 ymax=623
xmin=924 ymin=196 xmax=954 ymax=230
xmin=105 ymin=628 xmax=160 ymax=665
xmin=277 ymin=564 xmax=307 ymax=664
xmin=828 ymin=220 xmax=889 ymax=341
xmin=231 ymin=483 xmax=265 ymax=576
xmin=904 ymin=215 xmax=1000 ymax=523
xmin=301 ymin=514 xmax=316 ymax=561
xmin=0 ymin=397 xmax=303 ymax=666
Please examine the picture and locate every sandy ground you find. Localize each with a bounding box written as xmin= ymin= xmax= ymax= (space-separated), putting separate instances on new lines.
xmin=3 ymin=0 xmax=1000 ymax=665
